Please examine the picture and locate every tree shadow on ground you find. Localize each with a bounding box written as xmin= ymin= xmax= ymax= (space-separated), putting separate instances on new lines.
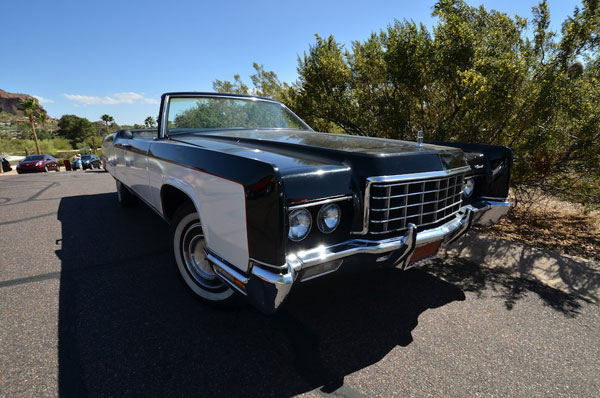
xmin=441 ymin=231 xmax=599 ymax=311
xmin=55 ymin=193 xmax=584 ymax=397
xmin=423 ymin=257 xmax=586 ymax=317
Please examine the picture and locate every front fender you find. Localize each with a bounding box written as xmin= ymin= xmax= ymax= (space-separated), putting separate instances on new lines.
xmin=150 ymin=140 xmax=286 ymax=273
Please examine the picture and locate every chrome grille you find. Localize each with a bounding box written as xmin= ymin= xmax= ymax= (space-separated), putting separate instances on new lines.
xmin=367 ymin=173 xmax=465 ymax=235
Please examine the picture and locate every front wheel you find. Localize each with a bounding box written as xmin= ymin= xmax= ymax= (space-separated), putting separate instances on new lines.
xmin=169 ymin=203 xmax=239 ymax=306
xmin=44 ymin=165 xmax=49 ymax=172
xmin=55 ymin=165 xmax=60 ymax=172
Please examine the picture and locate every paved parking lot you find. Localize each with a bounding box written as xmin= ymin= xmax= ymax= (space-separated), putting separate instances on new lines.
xmin=0 ymin=171 xmax=599 ymax=397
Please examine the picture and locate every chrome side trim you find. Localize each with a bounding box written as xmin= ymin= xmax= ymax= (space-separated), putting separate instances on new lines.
xmin=355 ymin=166 xmax=470 ymax=235
xmin=288 ymin=195 xmax=353 ymax=210
xmin=206 ymin=251 xmax=248 ymax=296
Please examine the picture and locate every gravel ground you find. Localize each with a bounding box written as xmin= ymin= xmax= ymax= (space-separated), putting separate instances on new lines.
xmin=0 ymin=171 xmax=598 ymax=397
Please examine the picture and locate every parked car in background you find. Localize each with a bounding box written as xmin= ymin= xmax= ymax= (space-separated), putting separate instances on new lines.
xmin=1 ymin=156 xmax=12 ymax=172
xmin=81 ymin=154 xmax=101 ymax=170
xmin=16 ymin=154 xmax=60 ymax=173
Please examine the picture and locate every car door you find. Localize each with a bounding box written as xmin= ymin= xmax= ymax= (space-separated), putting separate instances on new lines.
xmin=126 ymin=131 xmax=153 ymax=200
xmin=112 ymin=130 xmax=133 ymax=185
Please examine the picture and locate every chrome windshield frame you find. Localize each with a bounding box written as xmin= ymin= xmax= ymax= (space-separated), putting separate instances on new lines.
xmin=159 ymin=93 xmax=313 ymax=139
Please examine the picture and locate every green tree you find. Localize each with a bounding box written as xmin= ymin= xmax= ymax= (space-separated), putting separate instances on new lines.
xmin=144 ymin=116 xmax=156 ymax=128
xmin=213 ymin=74 xmax=249 ymax=94
xmin=57 ymin=115 xmax=95 ymax=146
xmin=249 ymin=63 xmax=284 ymax=99
xmin=86 ymin=135 xmax=103 ymax=153
xmin=286 ymin=0 xmax=600 ymax=207
xmin=100 ymin=114 xmax=114 ymax=135
xmin=35 ymin=112 xmax=48 ymax=129
xmin=18 ymin=98 xmax=42 ymax=154
xmin=213 ymin=0 xmax=600 ymax=207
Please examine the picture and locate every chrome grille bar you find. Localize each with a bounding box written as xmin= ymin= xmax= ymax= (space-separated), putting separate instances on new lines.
xmin=364 ymin=168 xmax=467 ymax=235
xmin=369 ymin=201 xmax=463 ymax=223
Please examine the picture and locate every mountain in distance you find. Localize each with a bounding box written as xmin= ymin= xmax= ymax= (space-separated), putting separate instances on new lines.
xmin=0 ymin=89 xmax=47 ymax=116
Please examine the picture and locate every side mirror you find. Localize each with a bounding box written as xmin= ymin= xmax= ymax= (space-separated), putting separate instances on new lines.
xmin=119 ymin=130 xmax=133 ymax=139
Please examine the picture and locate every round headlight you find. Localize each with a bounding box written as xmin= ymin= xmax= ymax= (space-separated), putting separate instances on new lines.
xmin=463 ymin=178 xmax=475 ymax=198
xmin=317 ymin=203 xmax=341 ymax=233
xmin=288 ymin=208 xmax=312 ymax=242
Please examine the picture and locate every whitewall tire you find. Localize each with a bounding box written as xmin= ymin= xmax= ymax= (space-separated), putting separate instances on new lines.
xmin=169 ymin=203 xmax=238 ymax=306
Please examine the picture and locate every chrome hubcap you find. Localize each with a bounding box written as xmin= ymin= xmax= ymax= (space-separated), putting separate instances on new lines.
xmin=182 ymin=222 xmax=222 ymax=289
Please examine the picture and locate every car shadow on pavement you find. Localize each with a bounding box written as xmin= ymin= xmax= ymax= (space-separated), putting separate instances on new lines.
xmin=55 ymin=194 xmax=470 ymax=397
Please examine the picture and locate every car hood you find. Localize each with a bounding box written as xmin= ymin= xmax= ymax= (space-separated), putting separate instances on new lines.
xmin=173 ymin=129 xmax=466 ymax=170
xmin=170 ymin=129 xmax=468 ymax=202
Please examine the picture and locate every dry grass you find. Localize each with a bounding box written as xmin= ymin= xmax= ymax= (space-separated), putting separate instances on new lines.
xmin=476 ymin=194 xmax=600 ymax=262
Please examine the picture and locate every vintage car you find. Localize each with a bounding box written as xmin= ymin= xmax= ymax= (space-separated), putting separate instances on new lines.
xmin=102 ymin=92 xmax=511 ymax=313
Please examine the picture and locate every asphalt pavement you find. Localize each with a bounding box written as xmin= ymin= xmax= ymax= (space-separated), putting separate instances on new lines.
xmin=0 ymin=171 xmax=598 ymax=397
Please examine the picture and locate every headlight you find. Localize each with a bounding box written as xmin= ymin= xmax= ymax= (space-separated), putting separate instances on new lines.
xmin=463 ymin=178 xmax=475 ymax=198
xmin=35 ymin=161 xmax=42 ymax=166
xmin=288 ymin=209 xmax=312 ymax=241
xmin=317 ymin=203 xmax=341 ymax=233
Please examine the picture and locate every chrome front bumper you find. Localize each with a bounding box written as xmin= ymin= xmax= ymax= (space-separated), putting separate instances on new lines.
xmin=209 ymin=199 xmax=510 ymax=313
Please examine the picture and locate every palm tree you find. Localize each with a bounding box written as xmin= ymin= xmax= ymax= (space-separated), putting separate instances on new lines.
xmin=101 ymin=114 xmax=114 ymax=135
xmin=144 ymin=116 xmax=156 ymax=128
xmin=36 ymin=112 xmax=48 ymax=129
xmin=18 ymin=98 xmax=41 ymax=154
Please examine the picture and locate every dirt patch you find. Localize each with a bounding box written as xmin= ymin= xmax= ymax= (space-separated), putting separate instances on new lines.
xmin=476 ymin=196 xmax=600 ymax=262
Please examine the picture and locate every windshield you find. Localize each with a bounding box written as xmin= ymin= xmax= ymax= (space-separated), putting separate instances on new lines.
xmin=166 ymin=96 xmax=312 ymax=135
xmin=23 ymin=155 xmax=44 ymax=161
xmin=81 ymin=155 xmax=91 ymax=159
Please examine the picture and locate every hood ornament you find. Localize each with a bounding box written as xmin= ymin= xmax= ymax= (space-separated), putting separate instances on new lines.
xmin=416 ymin=130 xmax=424 ymax=148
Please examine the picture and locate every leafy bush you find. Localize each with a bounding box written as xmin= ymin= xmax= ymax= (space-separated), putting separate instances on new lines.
xmin=215 ymin=1 xmax=600 ymax=208
xmin=0 ymin=137 xmax=74 ymax=156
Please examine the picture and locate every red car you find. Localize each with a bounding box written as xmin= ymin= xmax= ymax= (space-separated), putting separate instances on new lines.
xmin=16 ymin=154 xmax=61 ymax=174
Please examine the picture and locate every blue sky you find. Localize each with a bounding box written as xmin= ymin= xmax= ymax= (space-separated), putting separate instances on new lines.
xmin=2 ymin=0 xmax=581 ymax=125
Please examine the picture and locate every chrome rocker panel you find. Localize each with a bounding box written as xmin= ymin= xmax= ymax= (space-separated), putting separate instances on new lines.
xmin=206 ymin=199 xmax=510 ymax=314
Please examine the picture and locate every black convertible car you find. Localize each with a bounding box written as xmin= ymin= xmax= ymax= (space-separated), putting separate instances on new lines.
xmin=103 ymin=92 xmax=511 ymax=313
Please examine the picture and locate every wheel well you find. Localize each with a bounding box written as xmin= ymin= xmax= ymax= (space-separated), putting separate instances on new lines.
xmin=161 ymin=185 xmax=194 ymax=221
